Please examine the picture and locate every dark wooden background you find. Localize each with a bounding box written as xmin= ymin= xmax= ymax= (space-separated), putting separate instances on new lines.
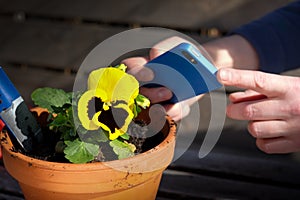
xmin=1 ymin=0 xmax=300 ymax=199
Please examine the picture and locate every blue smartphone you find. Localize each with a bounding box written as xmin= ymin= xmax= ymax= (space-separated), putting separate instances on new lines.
xmin=143 ymin=42 xmax=222 ymax=103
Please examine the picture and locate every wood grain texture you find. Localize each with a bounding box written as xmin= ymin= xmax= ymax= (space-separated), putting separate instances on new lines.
xmin=0 ymin=0 xmax=292 ymax=30
xmin=0 ymin=0 xmax=299 ymax=199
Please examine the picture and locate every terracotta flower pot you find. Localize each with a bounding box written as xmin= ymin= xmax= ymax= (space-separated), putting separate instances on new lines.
xmin=0 ymin=119 xmax=4 ymax=159
xmin=0 ymin=110 xmax=176 ymax=200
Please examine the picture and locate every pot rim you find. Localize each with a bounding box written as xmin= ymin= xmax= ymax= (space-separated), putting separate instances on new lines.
xmin=0 ymin=115 xmax=176 ymax=171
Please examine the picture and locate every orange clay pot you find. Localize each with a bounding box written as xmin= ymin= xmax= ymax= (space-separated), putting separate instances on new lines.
xmin=0 ymin=109 xmax=176 ymax=200
xmin=0 ymin=119 xmax=4 ymax=159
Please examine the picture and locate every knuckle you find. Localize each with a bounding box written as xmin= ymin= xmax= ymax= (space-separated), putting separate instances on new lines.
xmin=242 ymin=104 xmax=257 ymax=119
xmin=290 ymin=103 xmax=300 ymax=116
xmin=254 ymin=72 xmax=267 ymax=89
xmin=291 ymin=77 xmax=300 ymax=90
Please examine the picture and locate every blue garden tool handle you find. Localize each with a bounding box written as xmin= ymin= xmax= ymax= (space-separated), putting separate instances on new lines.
xmin=0 ymin=66 xmax=42 ymax=152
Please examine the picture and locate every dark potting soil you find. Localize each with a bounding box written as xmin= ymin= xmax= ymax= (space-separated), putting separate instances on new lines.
xmin=5 ymin=118 xmax=166 ymax=163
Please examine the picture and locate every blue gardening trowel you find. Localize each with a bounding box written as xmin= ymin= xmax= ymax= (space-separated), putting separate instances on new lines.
xmin=0 ymin=66 xmax=42 ymax=152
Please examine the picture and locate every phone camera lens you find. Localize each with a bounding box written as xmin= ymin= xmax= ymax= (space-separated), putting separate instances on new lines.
xmin=182 ymin=51 xmax=197 ymax=64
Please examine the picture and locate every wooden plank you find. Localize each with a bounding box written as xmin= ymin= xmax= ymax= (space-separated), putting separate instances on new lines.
xmin=0 ymin=194 xmax=24 ymax=200
xmin=0 ymin=18 xmax=126 ymax=71
xmin=282 ymin=68 xmax=300 ymax=77
xmin=167 ymin=89 xmax=300 ymax=187
xmin=1 ymin=65 xmax=75 ymax=104
xmin=0 ymin=17 xmax=211 ymax=71
xmin=0 ymin=0 xmax=291 ymax=31
xmin=0 ymin=166 xmax=24 ymax=199
xmin=171 ymin=127 xmax=300 ymax=186
xmin=158 ymin=169 xmax=300 ymax=199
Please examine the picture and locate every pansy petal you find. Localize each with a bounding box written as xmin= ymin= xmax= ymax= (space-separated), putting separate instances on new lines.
xmin=92 ymin=112 xmax=112 ymax=133
xmin=88 ymin=68 xmax=105 ymax=90
xmin=113 ymin=103 xmax=134 ymax=133
xmin=88 ymin=67 xmax=139 ymax=104
xmin=94 ymin=89 xmax=108 ymax=102
xmin=111 ymin=71 xmax=139 ymax=104
xmin=109 ymin=128 xmax=123 ymax=140
xmin=78 ymin=90 xmax=99 ymax=130
xmin=80 ymin=66 xmax=146 ymax=142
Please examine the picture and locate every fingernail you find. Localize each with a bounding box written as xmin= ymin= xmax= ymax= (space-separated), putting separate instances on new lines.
xmin=219 ymin=69 xmax=231 ymax=81
xmin=158 ymin=88 xmax=172 ymax=99
xmin=137 ymin=68 xmax=154 ymax=81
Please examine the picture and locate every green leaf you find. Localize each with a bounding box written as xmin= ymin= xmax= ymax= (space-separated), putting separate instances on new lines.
xmin=135 ymin=94 xmax=150 ymax=109
xmin=31 ymin=87 xmax=71 ymax=112
xmin=109 ymin=140 xmax=135 ymax=160
xmin=120 ymin=133 xmax=130 ymax=140
xmin=64 ymin=139 xmax=99 ymax=163
xmin=114 ymin=63 xmax=127 ymax=72
xmin=50 ymin=113 xmax=68 ymax=127
xmin=78 ymin=127 xmax=109 ymax=144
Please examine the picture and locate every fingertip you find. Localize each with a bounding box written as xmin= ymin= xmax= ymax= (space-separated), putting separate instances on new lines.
xmin=136 ymin=67 xmax=154 ymax=82
xmin=157 ymin=88 xmax=173 ymax=100
xmin=121 ymin=57 xmax=148 ymax=69
xmin=256 ymin=139 xmax=268 ymax=153
xmin=217 ymin=68 xmax=231 ymax=83
xmin=164 ymin=103 xmax=190 ymax=122
xmin=149 ymin=48 xmax=165 ymax=60
xmin=121 ymin=57 xmax=154 ymax=82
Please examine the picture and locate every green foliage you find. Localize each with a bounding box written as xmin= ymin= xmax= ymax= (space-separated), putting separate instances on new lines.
xmin=31 ymin=87 xmax=71 ymax=112
xmin=109 ymin=139 xmax=135 ymax=160
xmin=114 ymin=63 xmax=127 ymax=72
xmin=31 ymin=86 xmax=149 ymax=164
xmin=32 ymin=88 xmax=77 ymax=141
xmin=64 ymin=139 xmax=100 ymax=164
xmin=133 ymin=94 xmax=150 ymax=117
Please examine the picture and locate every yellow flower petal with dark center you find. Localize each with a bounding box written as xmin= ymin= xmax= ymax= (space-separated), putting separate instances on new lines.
xmin=78 ymin=90 xmax=101 ymax=130
xmin=78 ymin=67 xmax=139 ymax=140
xmin=92 ymin=112 xmax=110 ymax=132
xmin=112 ymin=103 xmax=134 ymax=133
xmin=110 ymin=128 xmax=123 ymax=141
xmin=92 ymin=102 xmax=134 ymax=140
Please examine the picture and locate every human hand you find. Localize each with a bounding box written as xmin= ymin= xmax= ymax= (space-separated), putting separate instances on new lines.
xmin=217 ymin=68 xmax=300 ymax=154
xmin=122 ymin=36 xmax=203 ymax=121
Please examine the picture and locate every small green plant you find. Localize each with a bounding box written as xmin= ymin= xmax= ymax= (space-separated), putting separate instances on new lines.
xmin=31 ymin=64 xmax=150 ymax=164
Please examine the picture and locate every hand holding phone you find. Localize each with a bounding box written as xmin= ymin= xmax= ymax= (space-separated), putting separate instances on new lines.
xmin=143 ymin=43 xmax=222 ymax=103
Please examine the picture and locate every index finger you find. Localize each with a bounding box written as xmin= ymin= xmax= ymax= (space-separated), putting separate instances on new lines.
xmin=122 ymin=57 xmax=154 ymax=82
xmin=217 ymin=68 xmax=287 ymax=97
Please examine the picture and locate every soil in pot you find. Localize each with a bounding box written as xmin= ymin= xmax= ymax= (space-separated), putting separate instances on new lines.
xmin=5 ymin=107 xmax=172 ymax=163
xmin=0 ymin=112 xmax=176 ymax=200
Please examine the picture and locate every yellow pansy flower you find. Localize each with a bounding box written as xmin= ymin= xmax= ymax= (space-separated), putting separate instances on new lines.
xmin=78 ymin=66 xmax=139 ymax=140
